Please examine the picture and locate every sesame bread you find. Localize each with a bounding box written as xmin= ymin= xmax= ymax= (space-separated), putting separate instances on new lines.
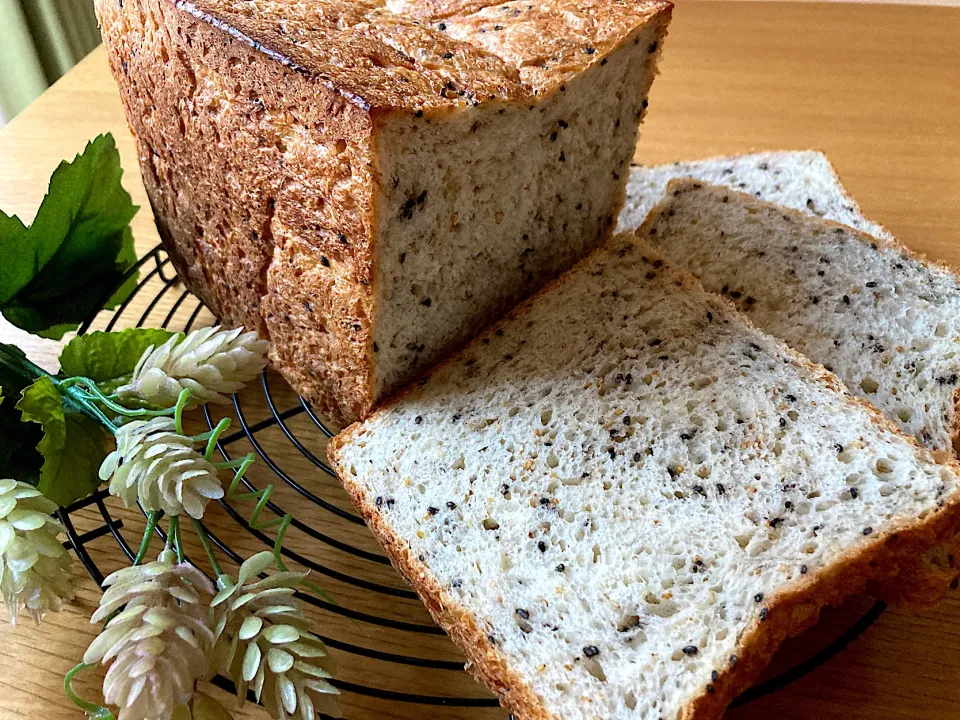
xmin=647 ymin=180 xmax=960 ymax=460
xmin=329 ymin=232 xmax=960 ymax=720
xmin=617 ymin=150 xmax=892 ymax=240
xmin=619 ymin=156 xmax=960 ymax=607
xmin=95 ymin=0 xmax=672 ymax=425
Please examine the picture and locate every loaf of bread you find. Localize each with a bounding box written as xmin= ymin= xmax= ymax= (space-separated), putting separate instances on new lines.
xmin=330 ymin=224 xmax=960 ymax=719
xmin=95 ymin=0 xmax=672 ymax=425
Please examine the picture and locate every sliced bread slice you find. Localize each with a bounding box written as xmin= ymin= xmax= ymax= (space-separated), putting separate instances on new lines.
xmin=329 ymin=232 xmax=960 ymax=720
xmin=617 ymin=150 xmax=892 ymax=241
xmin=620 ymin=156 xmax=959 ymax=606
xmin=647 ymin=180 xmax=960 ymax=458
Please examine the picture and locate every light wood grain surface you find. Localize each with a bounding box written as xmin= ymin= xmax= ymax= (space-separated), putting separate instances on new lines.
xmin=1 ymin=2 xmax=959 ymax=719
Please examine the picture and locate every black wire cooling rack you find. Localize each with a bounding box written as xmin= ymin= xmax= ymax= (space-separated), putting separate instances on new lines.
xmin=55 ymin=245 xmax=888 ymax=719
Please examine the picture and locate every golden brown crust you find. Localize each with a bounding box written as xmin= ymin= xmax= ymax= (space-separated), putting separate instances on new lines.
xmin=169 ymin=0 xmax=671 ymax=111
xmin=96 ymin=0 xmax=378 ymax=426
xmin=441 ymin=0 xmax=672 ymax=95
xmin=330 ymin=218 xmax=960 ymax=719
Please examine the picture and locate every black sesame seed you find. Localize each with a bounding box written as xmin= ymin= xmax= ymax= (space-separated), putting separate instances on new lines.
xmin=488 ymin=635 xmax=497 ymax=644
xmin=427 ymin=507 xmax=439 ymax=515
xmin=682 ymin=645 xmax=699 ymax=656
xmin=516 ymin=608 xmax=530 ymax=620
xmin=759 ymin=608 xmax=768 ymax=621
xmin=442 ymin=51 xmax=454 ymax=59
xmin=863 ymin=527 xmax=873 ymax=536
xmin=865 ymin=281 xmax=878 ymax=288
xmin=801 ymin=565 xmax=808 ymax=575
xmin=706 ymin=684 xmax=715 ymax=695
xmin=706 ymin=311 xmax=713 ymax=322
xmin=648 ymin=41 xmax=658 ymax=53
xmin=779 ymin=417 xmax=787 ymax=428
xmin=711 ymin=670 xmax=720 ymax=682
xmin=414 ymin=415 xmax=423 ymax=424
xmin=633 ymin=452 xmax=642 ymax=462
xmin=754 ymin=593 xmax=764 ymax=603
xmin=452 ymin=579 xmax=462 ymax=588
xmin=320 ymin=256 xmax=330 ymax=267
xmin=584 ymin=47 xmax=596 ymax=54
xmin=850 ymin=488 xmax=859 ymax=499
xmin=375 ymin=496 xmax=384 ymax=508
xmin=730 ymin=290 xmax=742 ymax=300
xmin=438 ymin=21 xmax=446 ymax=30
xmin=583 ymin=646 xmax=600 ymax=658
xmin=446 ymin=502 xmax=457 ymax=510
xmin=623 ymin=416 xmax=632 ymax=425
xmin=556 ymin=564 xmax=565 ymax=572
xmin=550 ymin=131 xmax=558 ymax=142
xmin=421 ymin=297 xmax=432 ymax=306
xmin=730 ymin=655 xmax=738 ymax=666
xmin=716 ymin=484 xmax=725 ymax=495
xmin=769 ymin=517 xmax=784 ymax=528
xmin=538 ymin=541 xmax=547 ymax=552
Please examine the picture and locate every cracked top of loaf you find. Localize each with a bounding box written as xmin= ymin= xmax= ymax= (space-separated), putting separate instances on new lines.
xmin=172 ymin=0 xmax=672 ymax=111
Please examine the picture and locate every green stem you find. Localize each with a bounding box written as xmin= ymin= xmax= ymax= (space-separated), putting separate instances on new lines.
xmin=222 ymin=454 xmax=337 ymax=605
xmin=64 ymin=663 xmax=113 ymax=720
xmin=0 ymin=343 xmax=50 ymax=388
xmin=59 ymin=384 xmax=119 ymax=432
xmin=135 ymin=510 xmax=162 ymax=566
xmin=173 ymin=389 xmax=192 ymax=435
xmin=168 ymin=515 xmax=185 ymax=563
xmin=202 ymin=417 xmax=231 ymax=462
xmin=191 ymin=516 xmax=223 ymax=578
xmin=60 ymin=377 xmax=174 ymax=420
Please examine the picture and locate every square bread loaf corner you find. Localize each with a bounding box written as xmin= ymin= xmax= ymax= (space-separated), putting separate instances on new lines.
xmin=329 ymin=230 xmax=960 ymax=720
xmin=95 ymin=0 xmax=672 ymax=425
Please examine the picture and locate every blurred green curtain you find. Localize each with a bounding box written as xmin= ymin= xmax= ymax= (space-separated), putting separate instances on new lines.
xmin=0 ymin=0 xmax=101 ymax=121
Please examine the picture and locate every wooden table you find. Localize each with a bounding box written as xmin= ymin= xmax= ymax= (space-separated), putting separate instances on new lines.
xmin=2 ymin=2 xmax=959 ymax=718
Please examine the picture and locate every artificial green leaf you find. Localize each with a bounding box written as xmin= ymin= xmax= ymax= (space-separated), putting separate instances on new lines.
xmin=59 ymin=328 xmax=177 ymax=384
xmin=15 ymin=376 xmax=111 ymax=507
xmin=0 ymin=386 xmax=43 ymax=483
xmin=0 ymin=134 xmax=139 ymax=339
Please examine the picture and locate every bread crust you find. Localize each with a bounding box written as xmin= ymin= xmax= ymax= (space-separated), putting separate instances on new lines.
xmin=330 ymin=220 xmax=960 ymax=719
xmin=97 ymin=0 xmax=671 ymax=426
